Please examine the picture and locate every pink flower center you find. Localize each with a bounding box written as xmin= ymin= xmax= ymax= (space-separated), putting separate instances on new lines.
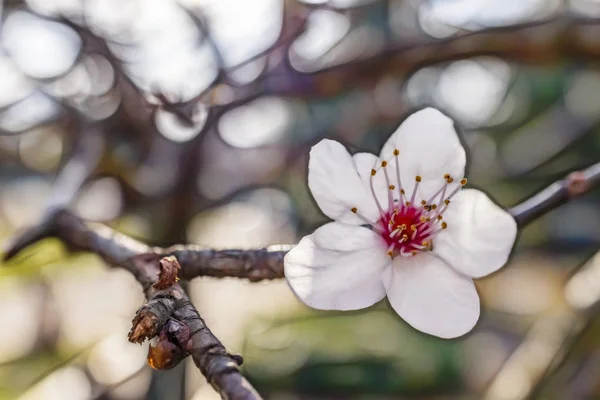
xmin=378 ymin=204 xmax=437 ymax=257
xmin=351 ymin=149 xmax=466 ymax=259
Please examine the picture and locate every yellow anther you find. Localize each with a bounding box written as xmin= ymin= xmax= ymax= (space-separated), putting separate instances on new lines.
xmin=431 ymin=204 xmax=437 ymax=210
xmin=381 ymin=161 xmax=388 ymax=167
xmin=387 ymin=251 xmax=394 ymax=257
xmin=437 ymin=215 xmax=443 ymax=220
xmin=400 ymin=224 xmax=407 ymax=230
xmin=420 ymin=216 xmax=427 ymax=222
xmin=371 ymin=169 xmax=377 ymax=176
xmin=447 ymin=177 xmax=454 ymax=183
xmin=421 ymin=200 xmax=427 ymax=205
xmin=392 ymin=209 xmax=398 ymax=215
xmin=351 ymin=207 xmax=358 ymax=214
xmin=444 ymin=199 xmax=451 ymax=205
xmin=443 ymin=173 xmax=450 ymax=179
xmin=406 ymin=201 xmax=411 ymax=206
xmin=393 ymin=149 xmax=400 ymax=156
xmin=460 ymin=178 xmax=467 ymax=185
xmin=410 ymin=224 xmax=417 ymax=231
xmin=411 ymin=250 xmax=418 ymax=255
xmin=401 ymin=234 xmax=409 ymax=241
xmin=422 ymin=241 xmax=429 ymax=247
xmin=415 ymin=175 xmax=422 ymax=182
xmin=389 ymin=185 xmax=395 ymax=190
xmin=441 ymin=222 xmax=448 ymax=229
xmin=400 ymin=189 xmax=405 ymax=195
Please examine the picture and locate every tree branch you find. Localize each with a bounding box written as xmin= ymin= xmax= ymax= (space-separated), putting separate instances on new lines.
xmin=509 ymin=161 xmax=600 ymax=226
xmin=163 ymin=245 xmax=291 ymax=282
xmin=3 ymin=211 xmax=261 ymax=400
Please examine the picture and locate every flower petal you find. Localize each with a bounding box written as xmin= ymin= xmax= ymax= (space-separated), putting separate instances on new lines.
xmin=379 ymin=108 xmax=466 ymax=183
xmin=433 ymin=189 xmax=517 ymax=278
xmin=284 ymin=222 xmax=390 ymax=311
xmin=384 ymin=253 xmax=480 ymax=339
xmin=309 ymin=139 xmax=380 ymax=224
xmin=353 ymin=152 xmax=398 ymax=214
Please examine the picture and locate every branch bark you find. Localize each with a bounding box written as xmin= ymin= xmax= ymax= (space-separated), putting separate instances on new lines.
xmin=3 ymin=212 xmax=262 ymax=400
xmin=509 ymin=161 xmax=600 ymax=226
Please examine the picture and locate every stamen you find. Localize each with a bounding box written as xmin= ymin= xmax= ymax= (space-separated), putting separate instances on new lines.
xmin=437 ymin=182 xmax=448 ymax=209
xmin=410 ymin=176 xmax=421 ymax=205
xmin=389 ymin=227 xmax=402 ymax=238
xmin=425 ymin=184 xmax=447 ymax=205
xmin=381 ymin=161 xmax=394 ymax=212
xmin=400 ymin=248 xmax=412 ymax=257
xmin=369 ymin=170 xmax=386 ymax=218
xmin=387 ymin=243 xmax=396 ymax=258
xmin=393 ymin=149 xmax=404 ymax=203
xmin=435 ymin=181 xmax=465 ymax=218
xmin=349 ymin=207 xmax=382 ymax=233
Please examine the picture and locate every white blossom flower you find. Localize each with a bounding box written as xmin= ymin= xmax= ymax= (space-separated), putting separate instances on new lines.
xmin=284 ymin=108 xmax=517 ymax=339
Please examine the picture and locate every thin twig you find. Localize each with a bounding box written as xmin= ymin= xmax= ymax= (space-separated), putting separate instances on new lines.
xmin=509 ymin=161 xmax=600 ymax=226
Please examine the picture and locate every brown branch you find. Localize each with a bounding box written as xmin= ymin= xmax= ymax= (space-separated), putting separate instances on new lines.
xmin=163 ymin=245 xmax=291 ymax=281
xmin=2 ymin=211 xmax=261 ymax=400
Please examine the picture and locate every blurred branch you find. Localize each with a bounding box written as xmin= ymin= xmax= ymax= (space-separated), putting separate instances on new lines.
xmin=484 ymin=249 xmax=600 ymax=400
xmin=47 ymin=126 xmax=104 ymax=210
xmin=260 ymin=14 xmax=600 ymax=97
xmin=509 ymin=161 xmax=600 ymax=226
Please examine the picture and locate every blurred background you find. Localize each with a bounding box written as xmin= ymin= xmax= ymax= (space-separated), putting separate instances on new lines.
xmin=1 ymin=0 xmax=600 ymax=399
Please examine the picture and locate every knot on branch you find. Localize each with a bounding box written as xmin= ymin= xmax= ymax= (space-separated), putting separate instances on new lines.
xmin=566 ymin=171 xmax=591 ymax=197
xmin=153 ymin=256 xmax=181 ymax=290
xmin=147 ymin=318 xmax=191 ymax=370
xmin=129 ymin=295 xmax=195 ymax=370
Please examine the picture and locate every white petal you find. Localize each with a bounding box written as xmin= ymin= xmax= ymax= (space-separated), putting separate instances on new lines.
xmin=284 ymin=222 xmax=390 ymax=310
xmin=380 ymin=108 xmax=466 ymax=183
xmin=353 ymin=152 xmax=398 ymax=213
xmin=309 ymin=139 xmax=380 ymax=224
xmin=384 ymin=253 xmax=480 ymax=339
xmin=433 ymin=189 xmax=517 ymax=278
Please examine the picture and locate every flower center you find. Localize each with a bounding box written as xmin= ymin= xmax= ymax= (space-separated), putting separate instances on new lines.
xmin=351 ymin=149 xmax=466 ymax=259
